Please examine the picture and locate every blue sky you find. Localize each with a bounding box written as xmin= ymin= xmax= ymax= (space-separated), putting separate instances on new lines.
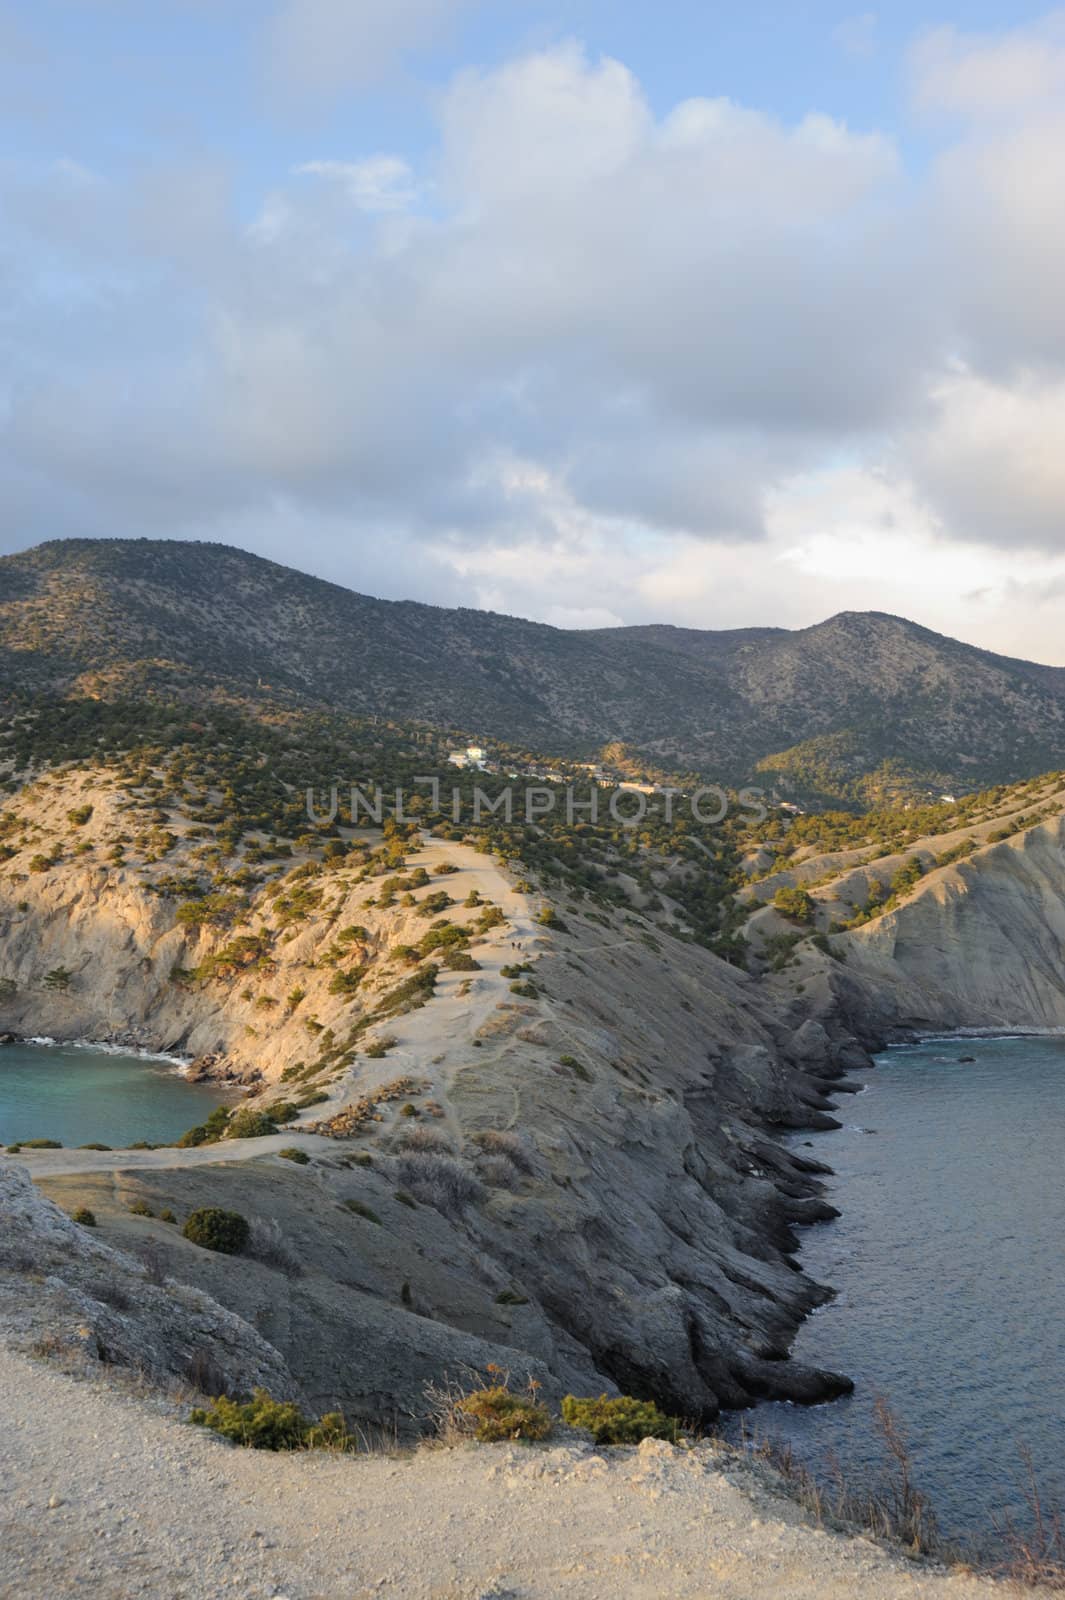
xmin=5 ymin=2 xmax=1065 ymax=659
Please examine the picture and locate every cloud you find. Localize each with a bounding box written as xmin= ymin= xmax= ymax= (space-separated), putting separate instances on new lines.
xmin=296 ymin=157 xmax=418 ymax=211
xmin=912 ymin=11 xmax=1065 ymax=117
xmin=11 ymin=22 xmax=1065 ymax=658
xmin=263 ymin=0 xmax=469 ymax=100
xmin=908 ymin=369 xmax=1065 ymax=550
xmin=832 ymin=13 xmax=878 ymax=61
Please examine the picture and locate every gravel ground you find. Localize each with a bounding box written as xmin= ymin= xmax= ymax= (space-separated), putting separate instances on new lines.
xmin=1 ymin=1347 xmax=1002 ymax=1600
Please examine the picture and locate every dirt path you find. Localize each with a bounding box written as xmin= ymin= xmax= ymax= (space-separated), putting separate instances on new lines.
xmin=0 ymin=1347 xmax=1000 ymax=1600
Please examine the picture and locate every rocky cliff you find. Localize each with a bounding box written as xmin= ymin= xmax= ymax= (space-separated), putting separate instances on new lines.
xmin=9 ymin=761 xmax=1065 ymax=1432
xmin=0 ymin=765 xmax=865 ymax=1427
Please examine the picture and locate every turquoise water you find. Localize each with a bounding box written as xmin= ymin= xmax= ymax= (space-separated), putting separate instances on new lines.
xmin=743 ymin=1035 xmax=1065 ymax=1548
xmin=0 ymin=1041 xmax=228 ymax=1148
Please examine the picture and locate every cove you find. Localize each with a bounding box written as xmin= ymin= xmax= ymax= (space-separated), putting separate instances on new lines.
xmin=741 ymin=1034 xmax=1065 ymax=1547
xmin=0 ymin=1040 xmax=230 ymax=1150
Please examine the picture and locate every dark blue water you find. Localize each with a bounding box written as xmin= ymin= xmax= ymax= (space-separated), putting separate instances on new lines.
xmin=749 ymin=1035 xmax=1065 ymax=1548
xmin=0 ymin=1041 xmax=227 ymax=1148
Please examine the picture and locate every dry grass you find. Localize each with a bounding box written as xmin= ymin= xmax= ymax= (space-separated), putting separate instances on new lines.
xmin=741 ymin=1397 xmax=948 ymax=1561
xmin=468 ymin=1128 xmax=536 ymax=1175
xmin=390 ymin=1153 xmax=485 ymax=1216
xmin=423 ymin=1365 xmax=551 ymax=1445
xmin=993 ymin=1447 xmax=1065 ymax=1589
xmin=246 ymin=1216 xmax=303 ymax=1278
xmin=393 ymin=1126 xmax=456 ymax=1155
xmin=741 ymin=1401 xmax=1065 ymax=1588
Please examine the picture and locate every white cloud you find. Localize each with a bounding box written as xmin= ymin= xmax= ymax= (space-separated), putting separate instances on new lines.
xmin=912 ymin=11 xmax=1065 ymax=117
xmin=296 ymin=157 xmax=418 ymax=212
xmin=908 ymin=369 xmax=1065 ymax=550
xmin=13 ymin=22 xmax=1065 ymax=661
xmin=264 ymin=0 xmax=469 ymax=100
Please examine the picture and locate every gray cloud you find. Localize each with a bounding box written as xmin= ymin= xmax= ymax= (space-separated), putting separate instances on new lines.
xmin=263 ymin=0 xmax=472 ymax=100
xmin=6 ymin=21 xmax=1065 ymax=637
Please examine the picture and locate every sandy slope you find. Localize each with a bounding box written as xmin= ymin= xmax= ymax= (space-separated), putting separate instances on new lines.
xmin=0 ymin=1347 xmax=999 ymax=1600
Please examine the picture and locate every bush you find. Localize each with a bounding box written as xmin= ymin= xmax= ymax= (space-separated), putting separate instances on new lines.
xmin=277 ymin=1147 xmax=310 ymax=1164
xmin=42 ymin=966 xmax=73 ymax=992
xmin=561 ymin=1394 xmax=680 ymax=1445
xmin=444 ymin=950 xmax=480 ymax=971
xmin=455 ymin=1385 xmax=553 ymax=1443
xmin=182 ymin=1207 xmax=250 ymax=1254
xmin=396 ymin=1125 xmax=455 ymax=1155
xmin=189 ymin=1390 xmax=352 ymax=1451
xmin=246 ymin=1216 xmax=302 ymax=1276
xmin=128 ymin=1200 xmax=154 ymax=1217
xmin=469 ymin=1128 xmax=535 ymax=1174
xmin=343 ymin=1198 xmax=382 ymax=1224
xmin=71 ymin=1207 xmax=96 ymax=1227
xmin=262 ymin=1100 xmax=298 ymax=1124
xmin=177 ymin=1105 xmax=232 ymax=1148
xmin=772 ymin=886 xmax=815 ymax=923
xmin=225 ymin=1108 xmax=278 ymax=1140
xmin=392 ymin=1152 xmax=485 ymax=1216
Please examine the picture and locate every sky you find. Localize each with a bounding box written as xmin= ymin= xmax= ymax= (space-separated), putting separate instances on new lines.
xmin=4 ymin=2 xmax=1065 ymax=660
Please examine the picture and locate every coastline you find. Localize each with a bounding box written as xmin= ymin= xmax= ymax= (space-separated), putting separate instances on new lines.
xmin=18 ymin=1035 xmax=194 ymax=1072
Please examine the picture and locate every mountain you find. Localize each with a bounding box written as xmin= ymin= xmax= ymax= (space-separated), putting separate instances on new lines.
xmin=3 ymin=536 xmax=1065 ymax=800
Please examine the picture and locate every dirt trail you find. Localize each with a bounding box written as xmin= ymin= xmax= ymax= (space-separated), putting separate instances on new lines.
xmin=1 ymin=1347 xmax=999 ymax=1600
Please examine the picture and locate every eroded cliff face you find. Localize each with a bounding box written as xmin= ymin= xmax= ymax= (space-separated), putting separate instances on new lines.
xmin=831 ymin=812 xmax=1065 ymax=1039
xmin=19 ymin=765 xmax=1065 ymax=1429
xmin=0 ymin=769 xmax=864 ymax=1424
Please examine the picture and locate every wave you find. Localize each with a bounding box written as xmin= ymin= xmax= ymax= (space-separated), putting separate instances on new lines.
xmin=23 ymin=1036 xmax=191 ymax=1069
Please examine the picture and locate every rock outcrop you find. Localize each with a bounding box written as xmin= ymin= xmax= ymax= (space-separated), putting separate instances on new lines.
xmin=0 ymin=1164 xmax=296 ymax=1397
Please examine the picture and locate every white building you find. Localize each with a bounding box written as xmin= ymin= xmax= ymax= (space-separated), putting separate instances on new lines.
xmin=448 ymin=744 xmax=489 ymax=771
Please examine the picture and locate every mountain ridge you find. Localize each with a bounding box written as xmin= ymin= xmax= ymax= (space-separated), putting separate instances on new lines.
xmin=4 ymin=536 xmax=1065 ymax=801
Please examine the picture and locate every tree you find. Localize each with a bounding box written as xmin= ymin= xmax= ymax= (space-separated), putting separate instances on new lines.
xmin=772 ymin=886 xmax=815 ymax=923
xmin=43 ymin=966 xmax=73 ymax=992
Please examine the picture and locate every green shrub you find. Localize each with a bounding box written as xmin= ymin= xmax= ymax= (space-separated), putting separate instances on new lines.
xmin=225 ymin=1107 xmax=278 ymax=1140
xmin=327 ymin=967 xmax=364 ymax=998
xmin=772 ymin=886 xmax=815 ymax=923
xmin=128 ymin=1200 xmax=154 ymax=1217
xmin=160 ymin=1209 xmax=177 ymax=1224
xmin=343 ymin=1198 xmax=382 ymax=1224
xmin=182 ymin=1207 xmax=250 ymax=1254
xmin=177 ymin=1105 xmax=232 ymax=1148
xmin=444 ymin=950 xmax=480 ymax=971
xmin=561 ymin=1394 xmax=680 ymax=1445
xmin=15 ymin=1137 xmax=62 ymax=1149
xmin=262 ymin=1100 xmax=298 ymax=1124
xmin=42 ymin=966 xmax=73 ymax=992
xmin=67 ymin=804 xmax=94 ymax=826
xmin=456 ymin=1385 xmax=553 ymax=1443
xmin=78 ymin=1142 xmax=112 ymax=1151
xmin=71 ymin=1207 xmax=96 ymax=1227
xmin=189 ymin=1390 xmax=352 ymax=1451
xmin=278 ymin=1147 xmax=310 ymax=1164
